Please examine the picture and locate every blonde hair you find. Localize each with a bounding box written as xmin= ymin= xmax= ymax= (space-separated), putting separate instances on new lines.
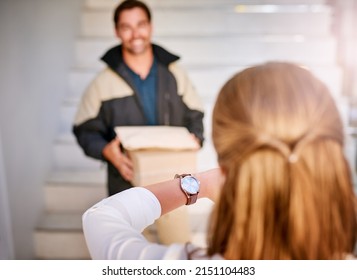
xmin=208 ymin=62 xmax=357 ymax=259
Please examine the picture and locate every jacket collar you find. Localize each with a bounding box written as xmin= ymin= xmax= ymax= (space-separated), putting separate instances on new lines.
xmin=101 ymin=44 xmax=180 ymax=70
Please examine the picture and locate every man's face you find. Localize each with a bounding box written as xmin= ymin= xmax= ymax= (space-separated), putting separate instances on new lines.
xmin=115 ymin=7 xmax=152 ymax=55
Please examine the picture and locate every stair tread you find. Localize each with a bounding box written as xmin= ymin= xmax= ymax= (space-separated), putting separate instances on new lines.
xmin=37 ymin=213 xmax=83 ymax=231
xmin=47 ymin=169 xmax=106 ymax=184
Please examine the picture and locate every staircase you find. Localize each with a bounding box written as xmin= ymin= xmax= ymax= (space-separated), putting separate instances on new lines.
xmin=34 ymin=0 xmax=350 ymax=259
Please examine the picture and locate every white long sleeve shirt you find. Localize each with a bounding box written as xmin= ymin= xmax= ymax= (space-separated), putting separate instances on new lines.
xmin=82 ymin=187 xmax=206 ymax=259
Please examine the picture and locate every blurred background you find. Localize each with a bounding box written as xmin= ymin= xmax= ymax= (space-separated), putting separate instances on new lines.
xmin=0 ymin=0 xmax=356 ymax=259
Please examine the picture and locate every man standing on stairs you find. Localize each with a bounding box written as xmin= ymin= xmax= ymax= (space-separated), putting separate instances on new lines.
xmin=73 ymin=0 xmax=204 ymax=196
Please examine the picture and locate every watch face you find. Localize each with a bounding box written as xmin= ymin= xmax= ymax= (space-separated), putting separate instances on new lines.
xmin=181 ymin=176 xmax=200 ymax=194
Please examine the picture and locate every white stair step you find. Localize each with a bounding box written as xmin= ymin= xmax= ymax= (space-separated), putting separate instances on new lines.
xmin=34 ymin=213 xmax=90 ymax=259
xmin=81 ymin=8 xmax=331 ymax=37
xmin=84 ymin=0 xmax=328 ymax=10
xmin=34 ymin=231 xmax=89 ymax=259
xmin=47 ymin=168 xmax=106 ymax=184
xmin=45 ymin=167 xmax=106 ymax=212
xmin=44 ymin=182 xmax=106 ymax=213
xmin=37 ymin=212 xmax=83 ymax=231
xmin=52 ymin=135 xmax=103 ymax=170
xmin=74 ymin=36 xmax=337 ymax=68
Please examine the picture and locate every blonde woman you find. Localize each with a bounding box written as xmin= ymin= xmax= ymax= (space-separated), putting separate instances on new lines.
xmin=82 ymin=62 xmax=357 ymax=259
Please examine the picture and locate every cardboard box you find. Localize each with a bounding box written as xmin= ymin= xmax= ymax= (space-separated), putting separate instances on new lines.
xmin=127 ymin=149 xmax=197 ymax=186
xmin=115 ymin=126 xmax=199 ymax=245
xmin=115 ymin=126 xmax=199 ymax=186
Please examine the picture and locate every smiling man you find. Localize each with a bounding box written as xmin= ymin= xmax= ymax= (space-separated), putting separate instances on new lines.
xmin=73 ymin=0 xmax=204 ymax=196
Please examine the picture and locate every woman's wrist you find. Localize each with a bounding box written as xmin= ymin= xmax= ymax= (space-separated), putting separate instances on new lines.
xmin=195 ymin=168 xmax=223 ymax=202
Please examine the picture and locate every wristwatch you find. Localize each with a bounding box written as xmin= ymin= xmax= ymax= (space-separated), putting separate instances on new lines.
xmin=174 ymin=173 xmax=200 ymax=205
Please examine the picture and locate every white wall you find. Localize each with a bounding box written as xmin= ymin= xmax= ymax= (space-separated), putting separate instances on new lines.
xmin=0 ymin=129 xmax=14 ymax=259
xmin=0 ymin=0 xmax=82 ymax=259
